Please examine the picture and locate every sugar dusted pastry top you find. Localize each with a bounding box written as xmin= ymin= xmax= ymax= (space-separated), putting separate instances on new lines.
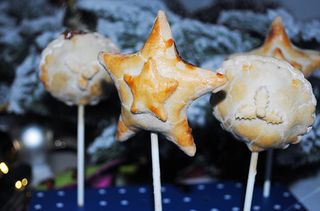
xmin=243 ymin=17 xmax=320 ymax=77
xmin=39 ymin=31 xmax=119 ymax=105
xmin=99 ymin=11 xmax=227 ymax=156
xmin=213 ymin=55 xmax=316 ymax=152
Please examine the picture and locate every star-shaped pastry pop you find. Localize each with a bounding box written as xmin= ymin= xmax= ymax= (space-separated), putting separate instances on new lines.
xmin=243 ymin=17 xmax=320 ymax=77
xmin=99 ymin=11 xmax=227 ymax=156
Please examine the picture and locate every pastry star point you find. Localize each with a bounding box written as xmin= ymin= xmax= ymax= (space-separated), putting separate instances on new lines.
xmin=265 ymin=17 xmax=290 ymax=46
xmin=141 ymin=10 xmax=174 ymax=59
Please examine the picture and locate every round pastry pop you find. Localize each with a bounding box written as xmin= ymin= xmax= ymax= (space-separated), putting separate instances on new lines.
xmin=99 ymin=11 xmax=227 ymax=211
xmin=212 ymin=55 xmax=316 ymax=211
xmin=39 ymin=30 xmax=119 ymax=207
xmin=233 ymin=16 xmax=320 ymax=198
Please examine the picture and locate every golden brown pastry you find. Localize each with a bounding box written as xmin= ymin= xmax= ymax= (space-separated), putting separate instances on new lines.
xmin=213 ymin=55 xmax=316 ymax=152
xmin=240 ymin=17 xmax=320 ymax=77
xmin=99 ymin=11 xmax=227 ymax=156
xmin=39 ymin=30 xmax=119 ymax=105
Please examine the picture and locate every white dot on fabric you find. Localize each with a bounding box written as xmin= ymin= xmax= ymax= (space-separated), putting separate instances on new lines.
xmin=197 ymin=184 xmax=205 ymax=190
xmin=224 ymin=194 xmax=232 ymax=200
xmin=56 ymin=202 xmax=64 ymax=208
xmin=253 ymin=205 xmax=261 ymax=210
xmin=99 ymin=200 xmax=108 ymax=206
xmin=161 ymin=187 xmax=166 ymax=192
xmin=232 ymin=207 xmax=240 ymax=211
xmin=189 ymin=209 xmax=197 ymax=211
xmin=273 ymin=204 xmax=281 ymax=210
xmin=36 ymin=192 xmax=44 ymax=198
xmin=34 ymin=204 xmax=42 ymax=210
xmin=210 ymin=208 xmax=219 ymax=211
xmin=57 ymin=191 xmax=65 ymax=196
xmin=120 ymin=200 xmax=129 ymax=206
xmin=98 ymin=189 xmax=106 ymax=195
xmin=163 ymin=198 xmax=171 ymax=204
xmin=294 ymin=204 xmax=301 ymax=209
xmin=118 ymin=188 xmax=127 ymax=194
xmin=235 ymin=183 xmax=242 ymax=188
xmin=138 ymin=187 xmax=147 ymax=193
xmin=183 ymin=197 xmax=191 ymax=203
xmin=283 ymin=192 xmax=290 ymax=198
xmin=216 ymin=183 xmax=224 ymax=189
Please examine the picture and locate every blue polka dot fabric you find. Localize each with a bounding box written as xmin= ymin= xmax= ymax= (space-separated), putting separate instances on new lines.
xmin=29 ymin=181 xmax=305 ymax=211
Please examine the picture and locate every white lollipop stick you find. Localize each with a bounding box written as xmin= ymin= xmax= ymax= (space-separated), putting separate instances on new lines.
xmin=77 ymin=105 xmax=85 ymax=207
xmin=151 ymin=132 xmax=162 ymax=211
xmin=243 ymin=152 xmax=259 ymax=211
xmin=263 ymin=149 xmax=273 ymax=198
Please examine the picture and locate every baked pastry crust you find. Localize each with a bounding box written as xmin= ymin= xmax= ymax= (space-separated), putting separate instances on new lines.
xmin=40 ymin=31 xmax=119 ymax=105
xmin=99 ymin=11 xmax=227 ymax=156
xmin=241 ymin=17 xmax=320 ymax=77
xmin=213 ymin=55 xmax=316 ymax=152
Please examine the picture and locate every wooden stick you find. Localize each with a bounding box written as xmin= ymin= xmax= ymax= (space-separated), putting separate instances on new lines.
xmin=263 ymin=149 xmax=273 ymax=198
xmin=243 ymin=152 xmax=259 ymax=211
xmin=77 ymin=105 xmax=85 ymax=207
xmin=151 ymin=132 xmax=162 ymax=211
